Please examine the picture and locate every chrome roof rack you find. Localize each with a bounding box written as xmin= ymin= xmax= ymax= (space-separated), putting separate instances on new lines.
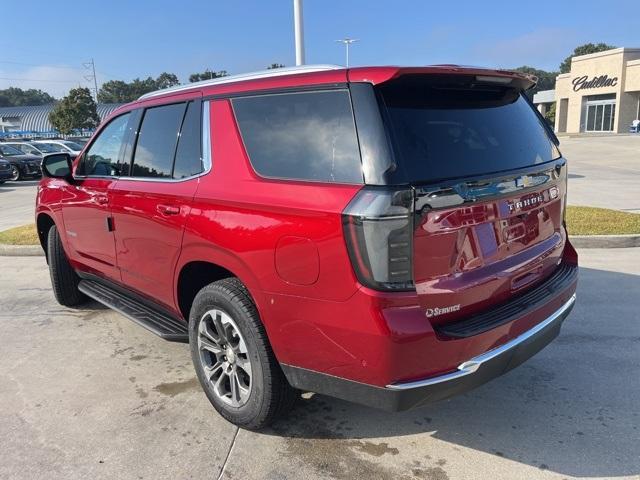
xmin=138 ymin=64 xmax=343 ymax=100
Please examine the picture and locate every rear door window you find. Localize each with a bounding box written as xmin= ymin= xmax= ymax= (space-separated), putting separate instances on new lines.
xmin=378 ymin=75 xmax=561 ymax=183
xmin=232 ymin=90 xmax=363 ymax=184
xmin=131 ymin=103 xmax=186 ymax=178
xmin=173 ymin=101 xmax=204 ymax=179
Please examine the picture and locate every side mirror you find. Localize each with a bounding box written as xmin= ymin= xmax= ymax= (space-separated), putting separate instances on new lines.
xmin=42 ymin=153 xmax=73 ymax=181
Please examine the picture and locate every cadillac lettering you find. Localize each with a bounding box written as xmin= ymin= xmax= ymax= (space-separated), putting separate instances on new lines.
xmin=572 ymin=74 xmax=618 ymax=92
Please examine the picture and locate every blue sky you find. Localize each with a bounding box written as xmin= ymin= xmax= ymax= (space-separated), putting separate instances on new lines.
xmin=1 ymin=0 xmax=637 ymax=97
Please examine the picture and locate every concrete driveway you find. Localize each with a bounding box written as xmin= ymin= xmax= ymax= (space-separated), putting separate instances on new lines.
xmin=1 ymin=247 xmax=638 ymax=480
xmin=0 ymin=180 xmax=38 ymax=231
xmin=560 ymin=135 xmax=640 ymax=213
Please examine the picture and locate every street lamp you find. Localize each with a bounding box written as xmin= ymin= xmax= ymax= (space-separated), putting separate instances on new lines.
xmin=293 ymin=0 xmax=305 ymax=65
xmin=335 ymin=38 xmax=359 ymax=67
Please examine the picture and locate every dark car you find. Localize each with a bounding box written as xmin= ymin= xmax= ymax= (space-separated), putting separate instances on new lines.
xmin=0 ymin=158 xmax=12 ymax=183
xmin=0 ymin=144 xmax=42 ymax=181
xmin=36 ymin=65 xmax=577 ymax=430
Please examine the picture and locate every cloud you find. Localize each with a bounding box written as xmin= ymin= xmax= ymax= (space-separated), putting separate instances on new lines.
xmin=0 ymin=65 xmax=106 ymax=99
xmin=470 ymin=28 xmax=580 ymax=71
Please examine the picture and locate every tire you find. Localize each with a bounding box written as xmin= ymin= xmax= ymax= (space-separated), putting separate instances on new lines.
xmin=189 ymin=278 xmax=297 ymax=430
xmin=10 ymin=165 xmax=21 ymax=181
xmin=47 ymin=226 xmax=87 ymax=307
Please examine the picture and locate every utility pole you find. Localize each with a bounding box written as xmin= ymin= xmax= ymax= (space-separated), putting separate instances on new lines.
xmin=335 ymin=38 xmax=359 ymax=67
xmin=293 ymin=0 xmax=305 ymax=66
xmin=83 ymin=58 xmax=99 ymax=101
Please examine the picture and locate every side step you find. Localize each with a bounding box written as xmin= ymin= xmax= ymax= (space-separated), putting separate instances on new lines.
xmin=78 ymin=279 xmax=189 ymax=343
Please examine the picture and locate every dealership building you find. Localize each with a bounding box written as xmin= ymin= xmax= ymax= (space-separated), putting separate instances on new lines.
xmin=533 ymin=47 xmax=640 ymax=133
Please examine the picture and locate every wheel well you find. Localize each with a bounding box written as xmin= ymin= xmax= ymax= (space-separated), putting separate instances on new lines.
xmin=36 ymin=213 xmax=55 ymax=260
xmin=177 ymin=261 xmax=236 ymax=320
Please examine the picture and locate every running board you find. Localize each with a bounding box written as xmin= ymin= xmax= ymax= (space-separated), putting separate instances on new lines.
xmin=78 ymin=279 xmax=189 ymax=343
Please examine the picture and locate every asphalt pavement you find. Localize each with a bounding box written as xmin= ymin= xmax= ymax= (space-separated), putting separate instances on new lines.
xmin=0 ymin=247 xmax=638 ymax=480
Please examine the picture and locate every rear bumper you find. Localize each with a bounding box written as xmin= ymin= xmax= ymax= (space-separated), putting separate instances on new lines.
xmin=282 ymin=293 xmax=576 ymax=411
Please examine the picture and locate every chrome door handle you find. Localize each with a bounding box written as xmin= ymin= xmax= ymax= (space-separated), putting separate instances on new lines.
xmin=157 ymin=205 xmax=180 ymax=215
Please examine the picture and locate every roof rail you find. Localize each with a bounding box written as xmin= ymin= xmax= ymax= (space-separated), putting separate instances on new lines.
xmin=138 ymin=64 xmax=343 ymax=100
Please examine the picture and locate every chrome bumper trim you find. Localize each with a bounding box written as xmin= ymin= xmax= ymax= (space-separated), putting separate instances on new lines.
xmin=386 ymin=294 xmax=577 ymax=391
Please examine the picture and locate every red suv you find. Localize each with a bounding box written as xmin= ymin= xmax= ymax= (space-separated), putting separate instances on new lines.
xmin=36 ymin=65 xmax=578 ymax=429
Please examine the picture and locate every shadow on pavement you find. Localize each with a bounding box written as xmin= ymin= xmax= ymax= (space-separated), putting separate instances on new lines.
xmin=268 ymin=266 xmax=640 ymax=478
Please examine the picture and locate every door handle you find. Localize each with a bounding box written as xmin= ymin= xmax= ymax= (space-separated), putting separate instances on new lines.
xmin=96 ymin=195 xmax=109 ymax=205
xmin=157 ymin=204 xmax=181 ymax=216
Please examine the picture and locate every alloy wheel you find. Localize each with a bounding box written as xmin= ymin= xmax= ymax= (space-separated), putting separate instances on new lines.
xmin=10 ymin=166 xmax=19 ymax=181
xmin=197 ymin=309 xmax=252 ymax=407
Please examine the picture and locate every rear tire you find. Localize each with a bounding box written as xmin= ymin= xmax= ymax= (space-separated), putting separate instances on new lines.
xmin=47 ymin=226 xmax=87 ymax=307
xmin=10 ymin=165 xmax=20 ymax=181
xmin=189 ymin=278 xmax=297 ymax=430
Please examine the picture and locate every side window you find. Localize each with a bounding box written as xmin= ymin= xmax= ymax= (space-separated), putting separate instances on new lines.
xmin=173 ymin=101 xmax=203 ymax=179
xmin=78 ymin=113 xmax=130 ymax=176
xmin=231 ymin=90 xmax=363 ymax=184
xmin=131 ymin=103 xmax=185 ymax=178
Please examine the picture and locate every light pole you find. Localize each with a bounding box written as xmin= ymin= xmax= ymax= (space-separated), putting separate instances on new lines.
xmin=293 ymin=0 xmax=305 ymax=65
xmin=335 ymin=38 xmax=359 ymax=67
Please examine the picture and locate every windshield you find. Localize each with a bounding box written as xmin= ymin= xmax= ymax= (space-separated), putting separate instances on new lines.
xmin=61 ymin=141 xmax=83 ymax=150
xmin=35 ymin=143 xmax=65 ymax=153
xmin=0 ymin=144 xmax=24 ymax=156
xmin=377 ymin=75 xmax=560 ymax=184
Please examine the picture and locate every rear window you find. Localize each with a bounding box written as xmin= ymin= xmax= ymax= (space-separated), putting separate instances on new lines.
xmin=378 ymin=75 xmax=560 ymax=183
xmin=232 ymin=90 xmax=363 ymax=184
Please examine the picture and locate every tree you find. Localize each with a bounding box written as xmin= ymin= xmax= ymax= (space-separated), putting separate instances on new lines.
xmin=559 ymin=43 xmax=616 ymax=73
xmin=512 ymin=66 xmax=559 ymax=99
xmin=155 ymin=72 xmax=180 ymax=89
xmin=97 ymin=72 xmax=180 ymax=103
xmin=49 ymin=87 xmax=100 ymax=134
xmin=189 ymin=70 xmax=228 ymax=83
xmin=544 ymin=102 xmax=556 ymax=126
xmin=0 ymin=87 xmax=56 ymax=107
xmin=267 ymin=63 xmax=285 ymax=69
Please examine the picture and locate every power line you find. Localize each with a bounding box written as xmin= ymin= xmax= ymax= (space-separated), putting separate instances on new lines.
xmin=0 ymin=76 xmax=82 ymax=83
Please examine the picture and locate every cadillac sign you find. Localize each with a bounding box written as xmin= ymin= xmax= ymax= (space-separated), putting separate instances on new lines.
xmin=572 ymin=74 xmax=618 ymax=92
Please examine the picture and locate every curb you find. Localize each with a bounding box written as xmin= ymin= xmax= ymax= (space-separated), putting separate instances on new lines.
xmin=569 ymin=234 xmax=640 ymax=249
xmin=0 ymin=244 xmax=44 ymax=256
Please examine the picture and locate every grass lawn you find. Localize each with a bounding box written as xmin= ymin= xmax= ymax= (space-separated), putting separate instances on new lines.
xmin=567 ymin=206 xmax=640 ymax=235
xmin=0 ymin=223 xmax=39 ymax=245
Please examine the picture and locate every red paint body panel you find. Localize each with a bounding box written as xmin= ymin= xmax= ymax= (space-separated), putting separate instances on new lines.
xmin=36 ymin=65 xmax=577 ymax=392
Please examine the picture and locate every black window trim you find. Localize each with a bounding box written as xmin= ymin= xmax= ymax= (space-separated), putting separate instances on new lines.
xmin=117 ymin=98 xmax=211 ymax=183
xmin=74 ymin=111 xmax=134 ymax=180
xmin=230 ymin=87 xmax=365 ymax=186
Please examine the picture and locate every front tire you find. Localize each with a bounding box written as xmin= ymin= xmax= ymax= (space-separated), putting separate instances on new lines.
xmin=47 ymin=226 xmax=87 ymax=307
xmin=189 ymin=278 xmax=297 ymax=430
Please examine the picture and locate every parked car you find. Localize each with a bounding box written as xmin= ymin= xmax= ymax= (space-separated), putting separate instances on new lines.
xmin=66 ymin=137 xmax=90 ymax=146
xmin=36 ymin=65 xmax=578 ymax=429
xmin=0 ymin=158 xmax=13 ymax=183
xmin=4 ymin=141 xmax=61 ymax=157
xmin=0 ymin=144 xmax=41 ymax=180
xmin=33 ymin=140 xmax=83 ymax=156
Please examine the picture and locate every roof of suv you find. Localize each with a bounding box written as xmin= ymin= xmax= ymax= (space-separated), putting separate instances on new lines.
xmin=136 ymin=64 xmax=538 ymax=103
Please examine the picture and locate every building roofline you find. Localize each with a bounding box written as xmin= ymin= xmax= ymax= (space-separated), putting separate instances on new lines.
xmin=138 ymin=64 xmax=343 ymax=100
xmin=572 ymin=47 xmax=640 ymax=63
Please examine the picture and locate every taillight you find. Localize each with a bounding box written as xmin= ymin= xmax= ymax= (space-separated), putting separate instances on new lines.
xmin=342 ymin=187 xmax=415 ymax=291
